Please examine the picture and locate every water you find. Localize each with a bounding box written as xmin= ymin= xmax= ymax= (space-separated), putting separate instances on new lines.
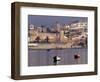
xmin=28 ymin=48 xmax=87 ymax=66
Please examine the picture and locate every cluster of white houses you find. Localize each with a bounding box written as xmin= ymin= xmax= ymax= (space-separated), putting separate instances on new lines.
xmin=28 ymin=20 xmax=87 ymax=46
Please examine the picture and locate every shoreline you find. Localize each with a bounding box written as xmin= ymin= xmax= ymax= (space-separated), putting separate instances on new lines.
xmin=28 ymin=43 xmax=86 ymax=50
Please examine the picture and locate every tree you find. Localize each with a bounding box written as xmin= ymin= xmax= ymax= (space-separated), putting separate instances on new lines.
xmin=35 ymin=36 xmax=40 ymax=43
xmin=45 ymin=36 xmax=49 ymax=43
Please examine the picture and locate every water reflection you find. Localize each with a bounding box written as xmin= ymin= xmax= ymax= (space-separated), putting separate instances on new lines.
xmin=28 ymin=48 xmax=87 ymax=66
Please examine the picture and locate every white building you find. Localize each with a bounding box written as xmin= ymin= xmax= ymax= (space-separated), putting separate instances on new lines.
xmin=70 ymin=21 xmax=87 ymax=29
xmin=29 ymin=24 xmax=35 ymax=30
xmin=69 ymin=21 xmax=87 ymax=33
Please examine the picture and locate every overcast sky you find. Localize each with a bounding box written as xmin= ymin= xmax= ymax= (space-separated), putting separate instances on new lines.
xmin=28 ymin=15 xmax=87 ymax=27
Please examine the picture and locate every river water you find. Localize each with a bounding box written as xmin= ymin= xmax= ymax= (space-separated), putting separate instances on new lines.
xmin=28 ymin=48 xmax=87 ymax=66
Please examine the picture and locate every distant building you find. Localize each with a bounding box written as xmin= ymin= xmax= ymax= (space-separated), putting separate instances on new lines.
xmin=70 ymin=21 xmax=87 ymax=30
xmin=28 ymin=20 xmax=87 ymax=44
xmin=60 ymin=31 xmax=64 ymax=42
xmin=42 ymin=27 xmax=47 ymax=32
xmin=29 ymin=24 xmax=35 ymax=30
xmin=63 ymin=24 xmax=70 ymax=31
xmin=37 ymin=26 xmax=42 ymax=32
xmin=69 ymin=21 xmax=87 ymax=35
xmin=55 ymin=22 xmax=62 ymax=32
xmin=59 ymin=30 xmax=68 ymax=43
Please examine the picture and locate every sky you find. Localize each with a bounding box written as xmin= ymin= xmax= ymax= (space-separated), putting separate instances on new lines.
xmin=28 ymin=15 xmax=87 ymax=27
